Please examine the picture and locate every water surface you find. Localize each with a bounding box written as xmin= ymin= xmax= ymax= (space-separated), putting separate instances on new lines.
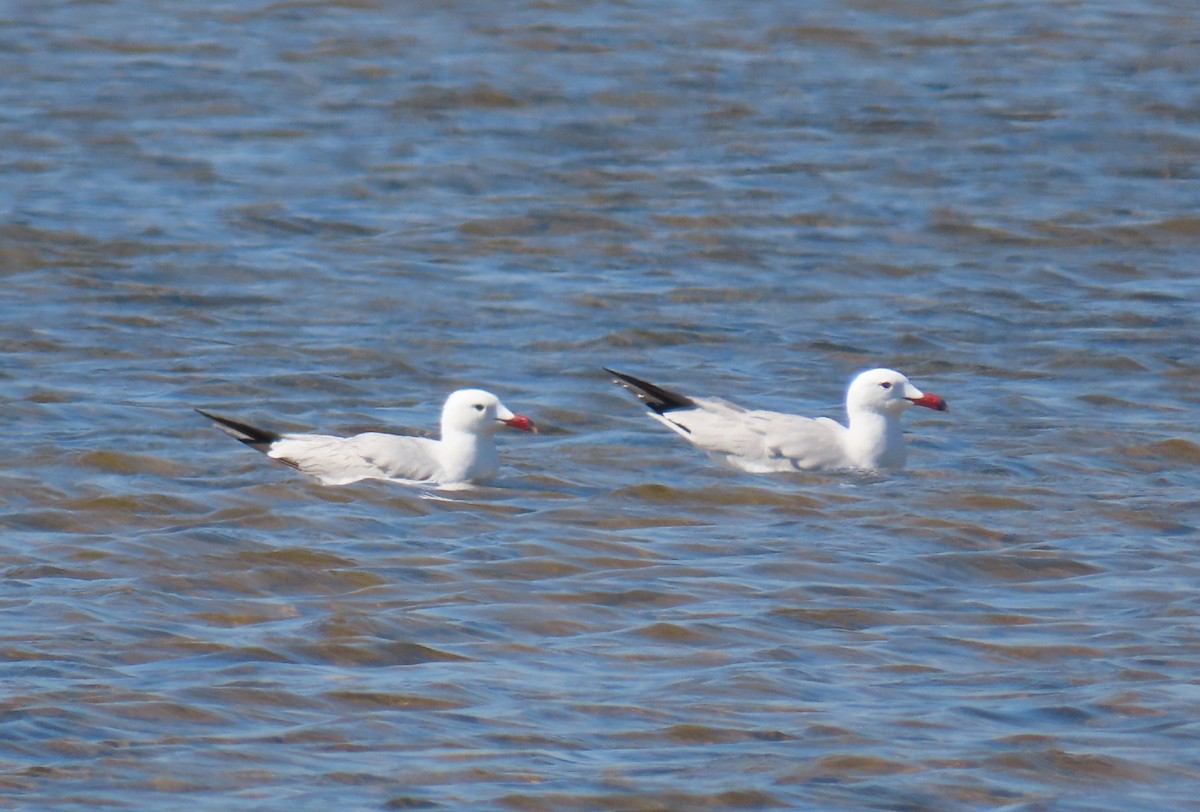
xmin=2 ymin=1 xmax=1199 ymax=810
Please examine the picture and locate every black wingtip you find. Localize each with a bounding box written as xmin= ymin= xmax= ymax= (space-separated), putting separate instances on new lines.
xmin=195 ymin=408 xmax=281 ymax=452
xmin=603 ymin=368 xmax=696 ymax=415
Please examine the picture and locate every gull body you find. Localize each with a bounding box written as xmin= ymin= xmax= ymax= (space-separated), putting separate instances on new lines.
xmin=198 ymin=388 xmax=534 ymax=487
xmin=606 ymin=368 xmax=946 ymax=474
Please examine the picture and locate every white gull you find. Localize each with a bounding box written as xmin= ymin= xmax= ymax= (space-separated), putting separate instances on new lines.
xmin=197 ymin=388 xmax=534 ymax=487
xmin=606 ymin=367 xmax=946 ymax=474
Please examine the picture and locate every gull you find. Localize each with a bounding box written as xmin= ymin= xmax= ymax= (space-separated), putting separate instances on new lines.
xmin=197 ymin=388 xmax=534 ymax=487
xmin=605 ymin=367 xmax=946 ymax=473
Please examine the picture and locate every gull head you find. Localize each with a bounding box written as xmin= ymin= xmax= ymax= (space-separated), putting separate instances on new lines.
xmin=846 ymin=368 xmax=947 ymax=417
xmin=442 ymin=389 xmax=535 ymax=435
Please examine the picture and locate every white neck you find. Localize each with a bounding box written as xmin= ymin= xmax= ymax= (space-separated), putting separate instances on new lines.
xmin=437 ymin=430 xmax=499 ymax=483
xmin=844 ymin=409 xmax=906 ymax=471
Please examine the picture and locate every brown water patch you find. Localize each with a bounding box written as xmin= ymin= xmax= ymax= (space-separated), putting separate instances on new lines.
xmin=102 ymin=700 xmax=227 ymax=726
xmin=509 ymin=33 xmax=611 ymax=56
xmin=397 ymin=83 xmax=526 ymax=112
xmin=190 ymin=609 xmax=301 ymax=627
xmin=654 ymin=724 xmax=794 ymax=746
xmin=929 ymin=213 xmax=1051 ymax=247
xmin=324 ymin=691 xmax=468 ymax=711
xmin=227 ymin=204 xmax=381 ymax=238
xmin=3 ymin=562 xmax=109 ymax=581
xmin=930 ymin=551 xmax=1102 ymax=583
xmin=588 ymin=328 xmax=733 ymax=350
xmin=497 ymin=789 xmax=785 ymax=811
xmin=1092 ymin=691 xmax=1165 ymax=719
xmin=633 ymin=622 xmax=720 ymax=645
xmin=547 ymin=588 xmax=692 ymax=609
xmin=898 ymin=516 xmax=1016 ymax=550
xmin=977 ymin=613 xmax=1039 ymax=627
xmin=591 ymin=515 xmax=710 ymax=530
xmin=154 ymin=559 xmax=388 ymax=598
xmin=947 ymin=493 xmax=1038 ymax=511
xmin=460 ymin=211 xmax=630 ymax=238
xmin=767 ymin=25 xmax=877 ymax=50
xmin=988 ymin=748 xmax=1153 ymax=784
xmin=1118 ymin=437 xmax=1200 ymax=467
xmin=769 ymin=607 xmax=897 ymax=631
xmin=956 ymin=639 xmax=1106 ymax=664
xmin=798 ymin=754 xmax=917 ymax=780
xmin=611 ymin=483 xmax=824 ymax=512
xmin=666 ymin=286 xmax=775 ymax=304
xmin=294 ymin=641 xmax=471 ymax=668
xmin=0 ymin=225 xmax=159 ymax=271
xmin=466 ymin=557 xmax=587 ymax=580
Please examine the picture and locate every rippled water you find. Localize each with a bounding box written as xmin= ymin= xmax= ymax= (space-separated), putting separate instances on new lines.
xmin=3 ymin=1 xmax=1200 ymax=809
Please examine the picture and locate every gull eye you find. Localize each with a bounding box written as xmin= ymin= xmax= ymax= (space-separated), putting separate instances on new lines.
xmin=880 ymin=382 xmax=892 ymax=390
xmin=473 ymin=404 xmax=485 ymax=411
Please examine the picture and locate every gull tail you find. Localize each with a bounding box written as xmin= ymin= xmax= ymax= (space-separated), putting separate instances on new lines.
xmin=195 ymin=408 xmax=280 ymax=453
xmin=603 ymin=368 xmax=696 ymax=414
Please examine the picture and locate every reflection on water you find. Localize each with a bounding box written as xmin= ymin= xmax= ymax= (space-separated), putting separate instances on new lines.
xmin=2 ymin=1 xmax=1199 ymax=809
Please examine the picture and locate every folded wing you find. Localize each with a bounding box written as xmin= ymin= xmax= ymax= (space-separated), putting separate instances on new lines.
xmin=655 ymin=399 xmax=851 ymax=473
xmin=268 ymin=432 xmax=442 ymax=486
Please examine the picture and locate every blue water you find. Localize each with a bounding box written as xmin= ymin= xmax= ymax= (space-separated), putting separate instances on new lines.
xmin=2 ymin=1 xmax=1199 ymax=809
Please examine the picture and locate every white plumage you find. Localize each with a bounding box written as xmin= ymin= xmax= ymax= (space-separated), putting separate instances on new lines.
xmin=198 ymin=388 xmax=534 ymax=487
xmin=606 ymin=367 xmax=946 ymax=474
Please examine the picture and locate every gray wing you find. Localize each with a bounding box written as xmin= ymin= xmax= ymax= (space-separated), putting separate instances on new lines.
xmin=650 ymin=397 xmax=769 ymax=461
xmin=268 ymin=432 xmax=441 ymax=485
xmin=758 ymin=414 xmax=852 ymax=472
xmin=653 ymin=398 xmax=851 ymax=472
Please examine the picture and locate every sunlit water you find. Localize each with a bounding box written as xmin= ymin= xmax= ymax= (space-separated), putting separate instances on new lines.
xmin=2 ymin=1 xmax=1199 ymax=810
